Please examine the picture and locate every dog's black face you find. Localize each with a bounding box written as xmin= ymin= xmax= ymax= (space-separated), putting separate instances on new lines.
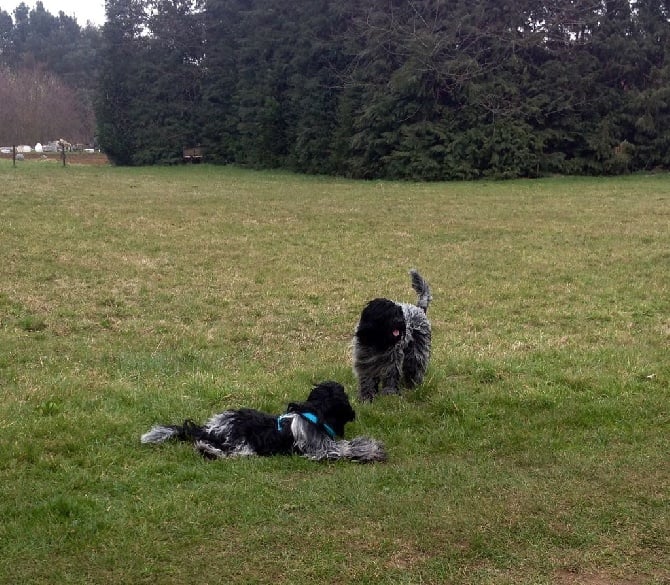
xmin=355 ymin=298 xmax=406 ymax=351
xmin=287 ymin=381 xmax=355 ymax=438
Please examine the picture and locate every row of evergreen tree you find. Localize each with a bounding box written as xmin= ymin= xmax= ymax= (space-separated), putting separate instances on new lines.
xmin=99 ymin=0 xmax=670 ymax=179
xmin=3 ymin=1 xmax=669 ymax=179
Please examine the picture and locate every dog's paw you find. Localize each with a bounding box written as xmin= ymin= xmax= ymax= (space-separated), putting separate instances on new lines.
xmin=348 ymin=436 xmax=388 ymax=463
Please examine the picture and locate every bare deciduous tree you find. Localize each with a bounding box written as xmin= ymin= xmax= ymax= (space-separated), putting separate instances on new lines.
xmin=0 ymin=66 xmax=95 ymax=163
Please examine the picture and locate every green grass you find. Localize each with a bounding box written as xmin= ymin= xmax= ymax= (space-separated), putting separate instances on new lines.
xmin=1 ymin=160 xmax=668 ymax=584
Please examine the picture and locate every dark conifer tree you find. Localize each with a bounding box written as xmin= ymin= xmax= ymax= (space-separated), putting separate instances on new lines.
xmin=199 ymin=0 xmax=242 ymax=162
xmin=96 ymin=0 xmax=148 ymax=164
xmin=0 ymin=9 xmax=12 ymax=61
xmin=628 ymin=0 xmax=670 ymax=169
xmin=132 ymin=0 xmax=206 ymax=163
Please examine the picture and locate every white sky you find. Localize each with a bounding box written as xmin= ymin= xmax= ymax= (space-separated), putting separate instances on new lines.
xmin=5 ymin=0 xmax=106 ymax=26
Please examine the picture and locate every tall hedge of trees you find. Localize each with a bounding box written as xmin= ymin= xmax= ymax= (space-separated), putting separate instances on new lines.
xmin=96 ymin=0 xmax=670 ymax=178
xmin=3 ymin=0 xmax=668 ymax=179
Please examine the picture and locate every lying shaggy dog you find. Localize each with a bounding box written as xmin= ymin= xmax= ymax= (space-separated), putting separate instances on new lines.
xmin=141 ymin=381 xmax=386 ymax=463
xmin=353 ymin=269 xmax=432 ymax=401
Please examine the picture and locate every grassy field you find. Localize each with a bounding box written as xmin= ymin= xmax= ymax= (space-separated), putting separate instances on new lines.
xmin=1 ymin=160 xmax=668 ymax=584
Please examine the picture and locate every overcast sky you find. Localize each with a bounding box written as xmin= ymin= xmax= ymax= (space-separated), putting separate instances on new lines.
xmin=6 ymin=0 xmax=106 ymax=26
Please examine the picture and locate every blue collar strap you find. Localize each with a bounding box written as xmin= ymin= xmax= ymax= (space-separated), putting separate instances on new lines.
xmin=300 ymin=412 xmax=337 ymax=439
xmin=277 ymin=412 xmax=336 ymax=439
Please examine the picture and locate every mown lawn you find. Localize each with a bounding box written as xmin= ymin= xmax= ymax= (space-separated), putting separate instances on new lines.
xmin=1 ymin=160 xmax=668 ymax=584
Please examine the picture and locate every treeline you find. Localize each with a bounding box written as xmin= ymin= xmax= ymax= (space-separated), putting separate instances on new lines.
xmin=0 ymin=2 xmax=101 ymax=145
xmin=3 ymin=1 xmax=669 ymax=179
xmin=99 ymin=0 xmax=670 ymax=179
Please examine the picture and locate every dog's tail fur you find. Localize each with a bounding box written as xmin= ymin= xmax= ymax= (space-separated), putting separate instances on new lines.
xmin=409 ymin=269 xmax=432 ymax=313
xmin=140 ymin=420 xmax=201 ymax=444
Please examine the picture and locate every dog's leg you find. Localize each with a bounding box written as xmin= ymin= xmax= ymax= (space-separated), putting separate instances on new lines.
xmin=290 ymin=417 xmax=386 ymax=463
xmin=194 ymin=440 xmax=257 ymax=459
xmin=343 ymin=436 xmax=388 ymax=463
xmin=380 ymin=378 xmax=401 ymax=395
xmin=308 ymin=436 xmax=387 ymax=463
xmin=357 ymin=375 xmax=379 ymax=402
xmin=380 ymin=358 xmax=402 ymax=395
xmin=303 ymin=437 xmax=387 ymax=463
xmin=402 ymin=332 xmax=431 ymax=387
xmin=194 ymin=440 xmax=229 ymax=459
xmin=402 ymin=349 xmax=427 ymax=387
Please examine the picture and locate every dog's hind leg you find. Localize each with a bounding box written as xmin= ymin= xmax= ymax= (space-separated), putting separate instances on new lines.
xmin=402 ymin=349 xmax=428 ymax=387
xmin=194 ymin=440 xmax=228 ymax=459
xmin=193 ymin=439 xmax=254 ymax=459
xmin=402 ymin=319 xmax=431 ymax=388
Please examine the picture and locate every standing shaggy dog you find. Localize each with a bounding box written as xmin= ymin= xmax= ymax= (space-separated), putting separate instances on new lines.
xmin=141 ymin=381 xmax=386 ymax=463
xmin=353 ymin=270 xmax=432 ymax=401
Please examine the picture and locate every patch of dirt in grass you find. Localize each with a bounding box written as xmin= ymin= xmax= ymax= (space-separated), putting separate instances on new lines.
xmin=384 ymin=540 xmax=431 ymax=571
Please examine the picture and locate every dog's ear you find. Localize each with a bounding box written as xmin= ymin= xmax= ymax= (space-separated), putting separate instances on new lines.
xmin=288 ymin=381 xmax=355 ymax=438
xmin=286 ymin=400 xmax=309 ymax=413
xmin=312 ymin=381 xmax=356 ymax=437
xmin=355 ymin=322 xmax=376 ymax=346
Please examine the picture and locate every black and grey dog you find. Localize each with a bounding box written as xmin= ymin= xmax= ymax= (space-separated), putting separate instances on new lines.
xmin=141 ymin=381 xmax=386 ymax=463
xmin=353 ymin=269 xmax=432 ymax=401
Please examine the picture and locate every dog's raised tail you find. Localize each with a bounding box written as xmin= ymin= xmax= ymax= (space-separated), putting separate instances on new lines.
xmin=409 ymin=269 xmax=432 ymax=313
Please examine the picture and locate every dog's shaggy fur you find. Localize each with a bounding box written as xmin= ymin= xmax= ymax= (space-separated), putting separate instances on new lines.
xmin=141 ymin=381 xmax=386 ymax=463
xmin=353 ymin=269 xmax=432 ymax=401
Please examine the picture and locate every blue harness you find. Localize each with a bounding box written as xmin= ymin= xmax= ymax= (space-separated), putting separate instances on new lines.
xmin=277 ymin=412 xmax=336 ymax=439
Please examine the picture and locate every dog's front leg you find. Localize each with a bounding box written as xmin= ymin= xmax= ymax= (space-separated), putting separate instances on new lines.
xmin=380 ymin=357 xmax=402 ymax=395
xmin=302 ymin=436 xmax=387 ymax=463
xmin=380 ymin=344 xmax=405 ymax=394
xmin=357 ymin=376 xmax=379 ymax=402
xmin=380 ymin=378 xmax=401 ymax=396
xmin=342 ymin=437 xmax=387 ymax=463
